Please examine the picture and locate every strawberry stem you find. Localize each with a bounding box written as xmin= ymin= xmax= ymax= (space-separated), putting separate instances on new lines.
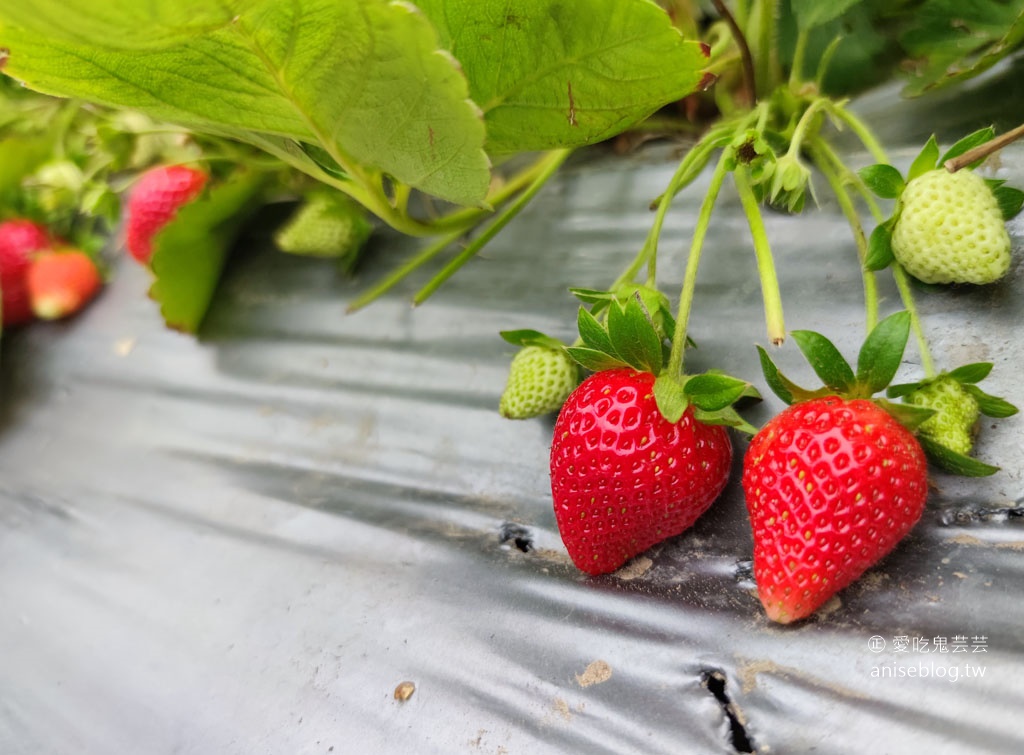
xmin=821 ymin=103 xmax=888 ymax=164
xmin=809 ymin=141 xmax=880 ymax=332
xmin=892 ymin=263 xmax=936 ymax=378
xmin=667 ymin=151 xmax=732 ymax=377
xmin=944 ymin=121 xmax=1024 ymax=172
xmin=411 ymin=149 xmax=571 ymax=306
xmin=733 ymin=168 xmax=786 ymax=344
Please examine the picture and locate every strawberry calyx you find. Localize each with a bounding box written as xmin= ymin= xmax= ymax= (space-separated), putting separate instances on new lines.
xmin=887 ymin=363 xmax=1018 ymax=477
xmin=564 ymin=288 xmax=759 ymax=433
xmin=758 ymin=310 xmax=935 ymax=424
xmin=859 ymin=128 xmax=1024 ymax=273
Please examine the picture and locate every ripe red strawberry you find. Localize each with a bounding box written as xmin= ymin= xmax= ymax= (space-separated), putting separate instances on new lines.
xmin=0 ymin=219 xmax=52 ymax=327
xmin=743 ymin=398 xmax=928 ymax=624
xmin=550 ymin=368 xmax=733 ymax=575
xmin=125 ymin=165 xmax=207 ymax=263
xmin=27 ymin=249 xmax=103 ymax=320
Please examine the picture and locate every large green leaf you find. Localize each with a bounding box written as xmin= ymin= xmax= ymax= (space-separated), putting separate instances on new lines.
xmin=0 ymin=0 xmax=491 ymax=206
xmin=901 ymin=0 xmax=1024 ymax=97
xmin=149 ymin=171 xmax=270 ymax=333
xmin=414 ymin=0 xmax=710 ymax=153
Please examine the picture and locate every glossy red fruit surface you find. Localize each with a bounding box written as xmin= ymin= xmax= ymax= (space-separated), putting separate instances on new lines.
xmin=0 ymin=219 xmax=52 ymax=327
xmin=125 ymin=165 xmax=207 ymax=263
xmin=742 ymin=396 xmax=928 ymax=623
xmin=550 ymin=368 xmax=733 ymax=575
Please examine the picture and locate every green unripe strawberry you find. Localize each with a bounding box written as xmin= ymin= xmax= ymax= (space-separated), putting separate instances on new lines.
xmin=891 ymin=169 xmax=1011 ymax=285
xmin=274 ymin=193 xmax=372 ymax=269
xmin=499 ymin=345 xmax=578 ymax=419
xmin=905 ymin=376 xmax=979 ymax=455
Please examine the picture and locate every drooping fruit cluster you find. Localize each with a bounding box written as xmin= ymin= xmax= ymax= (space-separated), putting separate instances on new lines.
xmin=506 ymin=288 xmax=756 ymax=575
xmin=0 ymin=219 xmax=104 ymax=327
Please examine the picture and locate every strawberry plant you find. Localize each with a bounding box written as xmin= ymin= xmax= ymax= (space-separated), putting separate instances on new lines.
xmin=2 ymin=2 xmax=1024 ymax=623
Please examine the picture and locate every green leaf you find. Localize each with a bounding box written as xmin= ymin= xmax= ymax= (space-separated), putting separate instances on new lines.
xmin=576 ymin=307 xmax=614 ymax=355
xmin=918 ymin=435 xmax=1000 ymax=477
xmin=565 ymin=346 xmax=625 ymax=373
xmin=902 ymin=3 xmax=1024 ymax=97
xmin=414 ymin=0 xmax=711 ymax=153
xmin=865 ymin=222 xmax=895 ymax=271
xmin=858 ymin=164 xmax=905 ymax=199
xmin=886 ymin=380 xmax=925 ymax=399
xmin=149 ymin=171 xmax=270 ymax=333
xmin=964 ymin=385 xmax=1019 ymax=418
xmin=939 ymin=126 xmax=996 ymax=167
xmin=684 ymin=373 xmax=751 ymax=412
xmin=791 ymin=0 xmax=863 ymax=31
xmin=0 ymin=135 xmax=53 ymax=204
xmin=993 ymin=185 xmax=1024 ymax=221
xmin=499 ymin=329 xmax=563 ymax=350
xmin=855 ymin=311 xmax=910 ymax=395
xmin=791 ymin=330 xmax=856 ymax=392
xmin=756 ymin=345 xmax=829 ymax=405
xmin=907 ymin=135 xmax=940 ymax=180
xmin=874 ymin=398 xmax=935 ymax=432
xmin=946 ymin=362 xmax=993 ymax=384
xmin=653 ymin=374 xmax=688 ymax=424
xmin=606 ymin=296 xmax=663 ymax=374
xmin=0 ymin=0 xmax=492 ymax=205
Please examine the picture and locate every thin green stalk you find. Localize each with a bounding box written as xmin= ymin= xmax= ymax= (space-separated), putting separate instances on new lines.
xmin=787 ymin=97 xmax=830 ymax=157
xmin=667 ymin=152 xmax=732 ymax=377
xmin=809 ymin=142 xmax=880 ymax=332
xmin=789 ymin=27 xmax=810 ymax=90
xmin=814 ymin=137 xmax=886 ymax=221
xmin=892 ymin=263 xmax=936 ymax=378
xmin=346 ymin=228 xmax=466 ymax=312
xmin=733 ymin=169 xmax=785 ymax=344
xmin=822 ymin=101 xmax=888 ymax=164
xmin=815 ymin=36 xmax=845 ymax=92
xmin=412 ymin=149 xmax=571 ymax=306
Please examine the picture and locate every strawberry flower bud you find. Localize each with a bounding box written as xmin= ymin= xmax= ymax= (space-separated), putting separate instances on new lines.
xmin=768 ymin=153 xmax=811 ymax=213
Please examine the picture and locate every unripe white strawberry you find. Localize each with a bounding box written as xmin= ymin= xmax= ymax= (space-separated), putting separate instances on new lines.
xmin=499 ymin=345 xmax=578 ymax=419
xmin=891 ymin=169 xmax=1011 ymax=285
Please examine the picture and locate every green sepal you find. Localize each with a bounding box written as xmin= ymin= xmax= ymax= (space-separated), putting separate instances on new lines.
xmin=873 ymin=398 xmax=935 ymax=432
xmin=790 ymin=329 xmax=856 ymax=393
xmin=606 ymin=294 xmax=663 ymax=374
xmin=963 ymin=384 xmax=1019 ymax=418
xmin=855 ymin=311 xmax=910 ymax=396
xmin=886 ymin=380 xmax=924 ymax=399
xmin=499 ymin=329 xmax=565 ymax=350
xmin=576 ymin=307 xmax=615 ymax=355
xmin=684 ymin=373 xmax=754 ymax=412
xmin=565 ymin=346 xmax=627 ymax=373
xmin=756 ymin=345 xmax=831 ymax=405
xmin=918 ymin=435 xmax=1000 ymax=477
xmin=858 ymin=164 xmax=905 ymax=199
xmin=939 ymin=126 xmax=996 ymax=167
xmin=865 ymin=222 xmax=895 ymax=271
xmin=907 ymin=135 xmax=940 ymax=180
xmin=692 ymin=405 xmax=760 ymax=436
xmin=946 ymin=362 xmax=994 ymax=384
xmin=653 ymin=374 xmax=689 ymax=424
xmin=569 ymin=287 xmax=616 ymax=306
xmin=993 ymin=185 xmax=1024 ymax=221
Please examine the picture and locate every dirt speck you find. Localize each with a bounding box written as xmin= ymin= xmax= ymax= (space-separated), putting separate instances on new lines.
xmin=614 ymin=556 xmax=653 ymax=580
xmin=576 ymin=660 xmax=613 ymax=688
xmin=113 ymin=337 xmax=137 ymax=356
xmin=553 ymin=697 xmax=572 ymax=721
xmin=946 ymin=534 xmax=985 ymax=547
xmin=393 ymin=681 xmax=416 ymax=701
